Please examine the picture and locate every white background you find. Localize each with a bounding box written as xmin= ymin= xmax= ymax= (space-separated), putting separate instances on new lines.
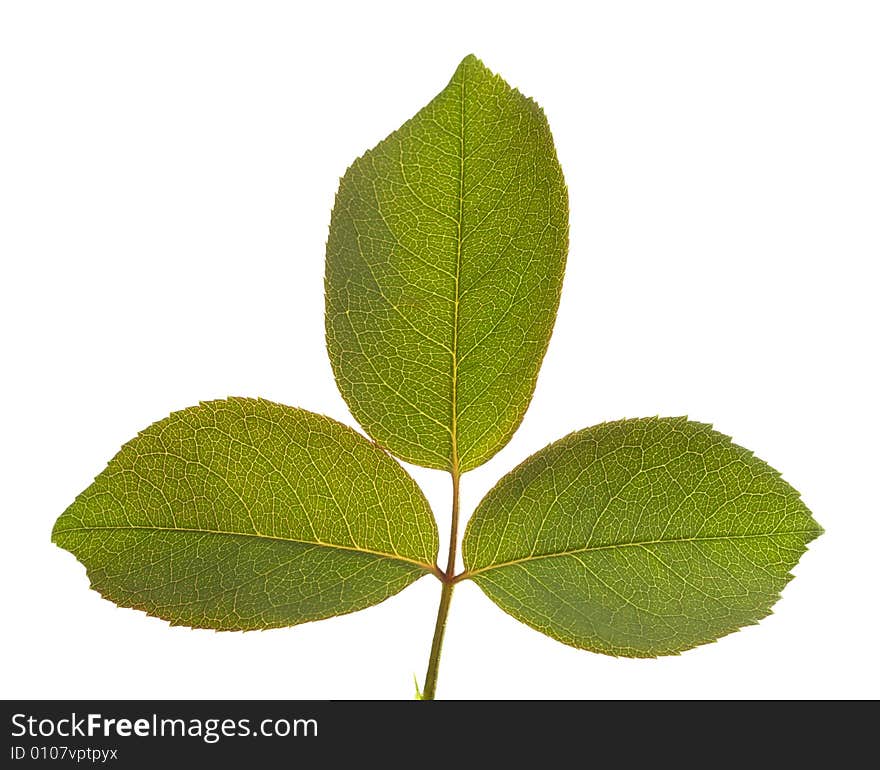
xmin=2 ymin=1 xmax=878 ymax=700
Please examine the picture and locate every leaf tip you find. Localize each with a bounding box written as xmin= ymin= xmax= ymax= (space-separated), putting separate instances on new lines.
xmin=806 ymin=521 xmax=825 ymax=542
xmin=50 ymin=496 xmax=80 ymax=551
xmin=456 ymin=53 xmax=484 ymax=71
xmin=452 ymin=53 xmax=504 ymax=91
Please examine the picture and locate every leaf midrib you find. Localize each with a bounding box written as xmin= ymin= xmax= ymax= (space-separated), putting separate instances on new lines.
xmin=462 ymin=529 xmax=821 ymax=581
xmin=55 ymin=523 xmax=437 ymax=574
xmin=449 ymin=60 xmax=466 ymax=474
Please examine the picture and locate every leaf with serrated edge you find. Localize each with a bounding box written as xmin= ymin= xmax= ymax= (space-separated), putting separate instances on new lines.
xmin=52 ymin=398 xmax=439 ymax=631
xmin=325 ymin=54 xmax=568 ymax=472
xmin=462 ymin=417 xmax=822 ymax=657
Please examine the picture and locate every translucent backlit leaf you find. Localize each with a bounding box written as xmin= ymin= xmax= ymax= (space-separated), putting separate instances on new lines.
xmin=463 ymin=417 xmax=821 ymax=657
xmin=53 ymin=398 xmax=439 ymax=630
xmin=326 ymin=55 xmax=568 ymax=472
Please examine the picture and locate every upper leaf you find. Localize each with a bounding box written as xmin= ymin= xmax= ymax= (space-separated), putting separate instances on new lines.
xmin=52 ymin=398 xmax=439 ymax=631
xmin=462 ymin=417 xmax=822 ymax=657
xmin=325 ymin=55 xmax=568 ymax=472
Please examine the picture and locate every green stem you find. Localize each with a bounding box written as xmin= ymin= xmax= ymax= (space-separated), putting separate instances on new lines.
xmin=422 ymin=469 xmax=460 ymax=700
xmin=422 ymin=579 xmax=454 ymax=700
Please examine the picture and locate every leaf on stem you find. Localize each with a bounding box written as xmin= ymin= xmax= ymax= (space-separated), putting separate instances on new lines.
xmin=52 ymin=398 xmax=439 ymax=630
xmin=462 ymin=417 xmax=822 ymax=657
xmin=325 ymin=55 xmax=568 ymax=472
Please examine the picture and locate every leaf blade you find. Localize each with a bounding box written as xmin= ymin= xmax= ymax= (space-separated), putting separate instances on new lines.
xmin=52 ymin=398 xmax=439 ymax=630
xmin=462 ymin=417 xmax=821 ymax=657
xmin=325 ymin=55 xmax=568 ymax=471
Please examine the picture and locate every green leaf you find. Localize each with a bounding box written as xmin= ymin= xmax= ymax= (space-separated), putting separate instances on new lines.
xmin=52 ymin=398 xmax=439 ymax=631
xmin=462 ymin=417 xmax=822 ymax=657
xmin=325 ymin=54 xmax=568 ymax=472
